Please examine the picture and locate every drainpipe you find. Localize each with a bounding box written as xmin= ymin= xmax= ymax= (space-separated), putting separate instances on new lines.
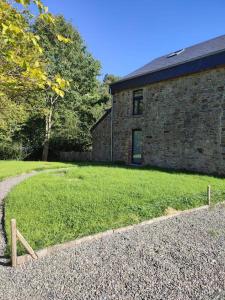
xmin=110 ymin=88 xmax=113 ymax=162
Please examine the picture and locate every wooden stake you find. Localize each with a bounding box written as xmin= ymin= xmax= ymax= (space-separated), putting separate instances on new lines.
xmin=11 ymin=219 xmax=17 ymax=267
xmin=207 ymin=185 xmax=211 ymax=206
xmin=16 ymin=230 xmax=38 ymax=260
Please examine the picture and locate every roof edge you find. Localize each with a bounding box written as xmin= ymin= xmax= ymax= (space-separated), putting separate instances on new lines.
xmin=110 ymin=50 xmax=225 ymax=94
xmin=110 ymin=48 xmax=225 ymax=89
xmin=90 ymin=108 xmax=111 ymax=132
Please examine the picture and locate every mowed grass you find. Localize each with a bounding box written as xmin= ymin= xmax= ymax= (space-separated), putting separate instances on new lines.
xmin=0 ymin=160 xmax=75 ymax=180
xmin=5 ymin=164 xmax=225 ymax=255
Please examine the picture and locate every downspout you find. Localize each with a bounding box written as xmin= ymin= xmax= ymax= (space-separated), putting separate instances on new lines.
xmin=110 ymin=88 xmax=113 ymax=162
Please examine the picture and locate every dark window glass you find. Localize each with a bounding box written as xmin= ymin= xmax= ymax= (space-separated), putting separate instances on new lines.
xmin=133 ymin=90 xmax=143 ymax=115
xmin=132 ymin=129 xmax=142 ymax=164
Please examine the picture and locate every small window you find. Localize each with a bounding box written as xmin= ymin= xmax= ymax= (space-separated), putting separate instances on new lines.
xmin=167 ymin=48 xmax=185 ymax=58
xmin=133 ymin=90 xmax=143 ymax=115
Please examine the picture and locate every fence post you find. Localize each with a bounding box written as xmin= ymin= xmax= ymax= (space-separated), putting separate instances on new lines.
xmin=16 ymin=229 xmax=38 ymax=260
xmin=11 ymin=219 xmax=17 ymax=267
xmin=207 ymin=185 xmax=211 ymax=206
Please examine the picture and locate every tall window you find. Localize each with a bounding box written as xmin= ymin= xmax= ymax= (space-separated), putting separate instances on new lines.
xmin=133 ymin=90 xmax=143 ymax=115
xmin=132 ymin=129 xmax=142 ymax=164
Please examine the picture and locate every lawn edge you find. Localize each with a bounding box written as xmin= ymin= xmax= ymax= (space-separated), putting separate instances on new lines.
xmin=0 ymin=164 xmax=74 ymax=181
xmin=16 ymin=203 xmax=211 ymax=266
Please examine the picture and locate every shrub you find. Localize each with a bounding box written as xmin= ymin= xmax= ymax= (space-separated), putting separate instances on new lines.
xmin=0 ymin=142 xmax=25 ymax=160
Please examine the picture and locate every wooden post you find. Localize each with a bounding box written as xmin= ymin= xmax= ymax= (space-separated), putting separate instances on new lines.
xmin=16 ymin=230 xmax=38 ymax=260
xmin=10 ymin=219 xmax=38 ymax=267
xmin=207 ymin=185 xmax=211 ymax=206
xmin=11 ymin=219 xmax=17 ymax=267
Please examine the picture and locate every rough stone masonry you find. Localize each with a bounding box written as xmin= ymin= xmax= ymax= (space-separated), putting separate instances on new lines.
xmin=92 ymin=66 xmax=225 ymax=175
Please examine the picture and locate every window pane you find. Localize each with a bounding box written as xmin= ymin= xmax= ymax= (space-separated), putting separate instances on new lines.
xmin=133 ymin=99 xmax=139 ymax=115
xmin=133 ymin=99 xmax=143 ymax=115
xmin=133 ymin=90 xmax=143 ymax=115
xmin=139 ymin=100 xmax=143 ymax=114
xmin=132 ymin=130 xmax=142 ymax=164
xmin=133 ymin=90 xmax=143 ymax=98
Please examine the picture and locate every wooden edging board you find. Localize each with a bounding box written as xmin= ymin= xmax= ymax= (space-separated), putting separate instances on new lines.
xmin=16 ymin=204 xmax=213 ymax=266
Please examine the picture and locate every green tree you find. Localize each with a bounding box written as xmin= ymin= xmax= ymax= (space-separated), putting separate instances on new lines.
xmin=0 ymin=0 xmax=68 ymax=99
xmin=0 ymin=0 xmax=69 ymax=158
xmin=97 ymin=74 xmax=120 ymax=108
xmin=33 ymin=15 xmax=101 ymax=160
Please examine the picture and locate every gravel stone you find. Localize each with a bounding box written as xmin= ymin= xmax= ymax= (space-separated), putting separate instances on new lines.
xmin=1 ymin=204 xmax=225 ymax=299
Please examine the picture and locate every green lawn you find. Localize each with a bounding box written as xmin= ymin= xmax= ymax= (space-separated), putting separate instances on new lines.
xmin=0 ymin=160 xmax=74 ymax=180
xmin=5 ymin=163 xmax=225 ymax=255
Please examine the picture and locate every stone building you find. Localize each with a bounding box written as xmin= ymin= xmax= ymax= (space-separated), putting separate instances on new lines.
xmin=91 ymin=34 xmax=225 ymax=175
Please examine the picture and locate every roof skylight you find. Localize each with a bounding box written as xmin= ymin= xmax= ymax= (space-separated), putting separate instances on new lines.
xmin=167 ymin=48 xmax=185 ymax=58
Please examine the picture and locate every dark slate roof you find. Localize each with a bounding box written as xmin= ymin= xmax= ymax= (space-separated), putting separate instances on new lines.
xmin=90 ymin=108 xmax=111 ymax=132
xmin=110 ymin=34 xmax=225 ymax=94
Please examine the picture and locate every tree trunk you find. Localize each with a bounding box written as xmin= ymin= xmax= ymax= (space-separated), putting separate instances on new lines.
xmin=42 ymin=138 xmax=49 ymax=161
xmin=42 ymin=109 xmax=52 ymax=161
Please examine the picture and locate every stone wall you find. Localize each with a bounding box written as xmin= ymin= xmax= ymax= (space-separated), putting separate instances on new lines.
xmin=92 ymin=66 xmax=225 ymax=174
xmin=92 ymin=111 xmax=111 ymax=161
xmin=111 ymin=66 xmax=225 ymax=175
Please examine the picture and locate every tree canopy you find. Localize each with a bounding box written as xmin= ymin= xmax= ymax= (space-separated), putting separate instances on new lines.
xmin=32 ymin=15 xmax=101 ymax=160
xmin=0 ymin=1 xmax=118 ymax=160
xmin=0 ymin=0 xmax=68 ymax=148
xmin=0 ymin=0 xmax=68 ymax=99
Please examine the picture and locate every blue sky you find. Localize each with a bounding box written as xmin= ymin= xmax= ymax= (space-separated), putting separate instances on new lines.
xmin=41 ymin=0 xmax=225 ymax=78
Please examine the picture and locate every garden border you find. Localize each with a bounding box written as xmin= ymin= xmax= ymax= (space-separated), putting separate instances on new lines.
xmin=16 ymin=203 xmax=211 ymax=266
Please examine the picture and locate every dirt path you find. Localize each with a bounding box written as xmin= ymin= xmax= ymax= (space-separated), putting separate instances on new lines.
xmin=0 ymin=168 xmax=70 ymax=265
xmin=0 ymin=172 xmax=38 ymax=261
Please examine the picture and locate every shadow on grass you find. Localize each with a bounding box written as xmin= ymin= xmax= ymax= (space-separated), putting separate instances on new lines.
xmin=70 ymin=161 xmax=225 ymax=179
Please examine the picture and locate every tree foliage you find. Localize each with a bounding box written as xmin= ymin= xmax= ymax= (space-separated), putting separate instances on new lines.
xmin=0 ymin=0 xmax=44 ymax=98
xmin=0 ymin=0 xmax=69 ymax=98
xmin=0 ymin=0 xmax=69 ymax=156
xmin=0 ymin=1 xmax=119 ymax=160
xmin=97 ymin=74 xmax=120 ymax=107
xmin=32 ymin=15 xmax=101 ymax=159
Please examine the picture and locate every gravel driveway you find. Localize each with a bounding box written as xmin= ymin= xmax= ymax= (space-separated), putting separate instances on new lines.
xmin=0 ymin=204 xmax=225 ymax=299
